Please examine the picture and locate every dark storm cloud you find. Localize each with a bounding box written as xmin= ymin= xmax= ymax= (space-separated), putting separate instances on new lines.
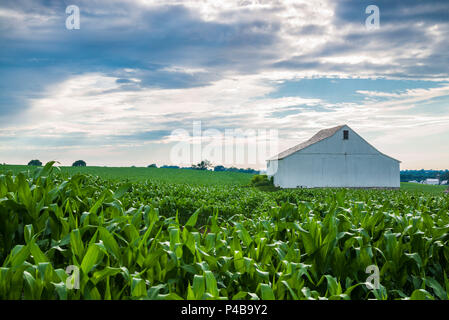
xmin=0 ymin=1 xmax=280 ymax=70
xmin=0 ymin=0 xmax=283 ymax=118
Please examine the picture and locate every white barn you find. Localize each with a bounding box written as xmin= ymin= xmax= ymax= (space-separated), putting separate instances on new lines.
xmin=266 ymin=125 xmax=400 ymax=188
xmin=423 ymin=178 xmax=439 ymax=185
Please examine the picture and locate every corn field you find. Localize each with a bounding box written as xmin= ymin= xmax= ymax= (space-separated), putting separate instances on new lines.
xmin=1 ymin=162 xmax=449 ymax=300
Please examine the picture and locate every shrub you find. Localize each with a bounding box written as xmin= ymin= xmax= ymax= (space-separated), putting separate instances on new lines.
xmin=148 ymin=164 xmax=157 ymax=168
xmin=250 ymin=174 xmax=273 ymax=187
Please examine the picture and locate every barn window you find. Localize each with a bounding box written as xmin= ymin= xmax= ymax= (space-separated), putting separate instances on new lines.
xmin=343 ymin=130 xmax=349 ymax=140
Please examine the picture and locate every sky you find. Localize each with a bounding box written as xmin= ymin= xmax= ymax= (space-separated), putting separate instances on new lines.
xmin=0 ymin=0 xmax=448 ymax=170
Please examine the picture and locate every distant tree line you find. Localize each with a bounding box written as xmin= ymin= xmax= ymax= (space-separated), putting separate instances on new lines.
xmin=153 ymin=160 xmax=259 ymax=174
xmin=213 ymin=165 xmax=259 ymax=174
xmin=400 ymin=170 xmax=449 ymax=182
xmin=26 ymin=160 xmax=87 ymax=167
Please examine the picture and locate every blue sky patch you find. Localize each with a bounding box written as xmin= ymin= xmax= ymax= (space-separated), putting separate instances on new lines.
xmin=267 ymin=78 xmax=445 ymax=104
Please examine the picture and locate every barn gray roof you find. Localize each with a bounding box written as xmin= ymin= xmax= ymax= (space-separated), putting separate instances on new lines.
xmin=268 ymin=124 xmax=401 ymax=162
xmin=269 ymin=125 xmax=346 ymax=160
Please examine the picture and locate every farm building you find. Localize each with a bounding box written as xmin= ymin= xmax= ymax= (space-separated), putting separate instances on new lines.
xmin=266 ymin=125 xmax=400 ymax=188
xmin=423 ymin=178 xmax=440 ymax=185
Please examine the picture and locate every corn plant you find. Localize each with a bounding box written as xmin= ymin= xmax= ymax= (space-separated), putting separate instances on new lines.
xmin=0 ymin=162 xmax=448 ymax=300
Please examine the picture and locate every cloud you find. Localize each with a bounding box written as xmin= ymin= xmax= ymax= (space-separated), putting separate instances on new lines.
xmin=1 ymin=0 xmax=449 ymax=168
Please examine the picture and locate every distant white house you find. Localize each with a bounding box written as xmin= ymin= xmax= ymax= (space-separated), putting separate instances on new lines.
xmin=408 ymin=180 xmax=419 ymax=183
xmin=266 ymin=125 xmax=400 ymax=188
xmin=423 ymin=178 xmax=440 ymax=185
xmin=441 ymin=180 xmax=448 ymax=185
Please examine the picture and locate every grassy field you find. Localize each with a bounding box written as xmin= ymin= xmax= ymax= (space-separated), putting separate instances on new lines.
xmin=1 ymin=165 xmax=447 ymax=193
xmin=0 ymin=165 xmax=253 ymax=186
xmin=400 ymin=182 xmax=447 ymax=193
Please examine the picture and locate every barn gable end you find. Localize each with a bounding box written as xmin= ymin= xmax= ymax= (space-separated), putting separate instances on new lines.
xmin=267 ymin=125 xmax=400 ymax=188
xmin=270 ymin=125 xmax=399 ymax=162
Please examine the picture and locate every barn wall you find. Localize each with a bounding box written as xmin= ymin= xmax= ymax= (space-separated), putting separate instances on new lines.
xmin=268 ymin=126 xmax=400 ymax=188
xmin=271 ymin=154 xmax=399 ymax=188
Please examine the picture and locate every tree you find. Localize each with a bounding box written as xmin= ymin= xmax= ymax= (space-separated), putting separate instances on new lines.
xmin=214 ymin=165 xmax=226 ymax=172
xmin=72 ymin=160 xmax=86 ymax=167
xmin=441 ymin=171 xmax=449 ymax=181
xmin=148 ymin=164 xmax=157 ymax=168
xmin=28 ymin=159 xmax=42 ymax=166
xmin=192 ymin=160 xmax=212 ymax=170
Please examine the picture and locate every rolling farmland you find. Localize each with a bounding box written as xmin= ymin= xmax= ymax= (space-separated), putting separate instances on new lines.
xmin=0 ymin=163 xmax=448 ymax=300
xmin=0 ymin=165 xmax=254 ymax=186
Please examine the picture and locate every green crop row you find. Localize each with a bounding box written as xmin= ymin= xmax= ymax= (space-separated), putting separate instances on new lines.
xmin=0 ymin=162 xmax=448 ymax=300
